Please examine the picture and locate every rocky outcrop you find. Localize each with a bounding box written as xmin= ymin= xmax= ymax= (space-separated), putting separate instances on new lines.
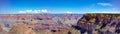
xmin=0 ymin=24 xmax=8 ymax=34
xmin=75 ymin=13 xmax=120 ymax=34
xmin=9 ymin=25 xmax=36 ymax=34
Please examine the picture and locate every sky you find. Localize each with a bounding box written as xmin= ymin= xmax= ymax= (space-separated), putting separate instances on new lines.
xmin=0 ymin=0 xmax=120 ymax=14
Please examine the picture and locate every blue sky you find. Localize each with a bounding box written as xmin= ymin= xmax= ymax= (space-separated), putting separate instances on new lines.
xmin=0 ymin=0 xmax=120 ymax=14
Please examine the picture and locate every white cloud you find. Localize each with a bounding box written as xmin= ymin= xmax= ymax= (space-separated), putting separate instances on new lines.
xmin=26 ymin=10 xmax=32 ymax=13
xmin=33 ymin=10 xmax=40 ymax=13
xmin=18 ymin=11 xmax=26 ymax=13
xmin=66 ymin=11 xmax=73 ymax=14
xmin=41 ymin=9 xmax=47 ymax=13
xmin=18 ymin=9 xmax=48 ymax=13
xmin=97 ymin=2 xmax=112 ymax=6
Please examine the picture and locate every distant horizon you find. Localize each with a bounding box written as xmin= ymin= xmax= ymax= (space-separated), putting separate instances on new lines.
xmin=0 ymin=12 xmax=120 ymax=14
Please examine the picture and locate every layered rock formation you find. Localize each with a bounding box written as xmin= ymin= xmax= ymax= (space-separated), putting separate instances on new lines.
xmin=74 ymin=13 xmax=120 ymax=34
xmin=9 ymin=25 xmax=36 ymax=34
xmin=0 ymin=24 xmax=8 ymax=34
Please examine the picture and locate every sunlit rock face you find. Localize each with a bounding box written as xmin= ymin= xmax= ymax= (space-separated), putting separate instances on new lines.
xmin=9 ymin=25 xmax=36 ymax=34
xmin=35 ymin=29 xmax=52 ymax=34
xmin=75 ymin=13 xmax=120 ymax=34
xmin=0 ymin=24 xmax=8 ymax=34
